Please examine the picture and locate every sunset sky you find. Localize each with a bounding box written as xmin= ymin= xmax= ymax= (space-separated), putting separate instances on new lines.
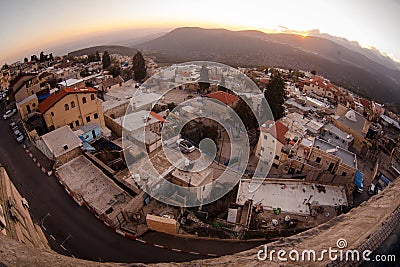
xmin=1 ymin=0 xmax=399 ymax=64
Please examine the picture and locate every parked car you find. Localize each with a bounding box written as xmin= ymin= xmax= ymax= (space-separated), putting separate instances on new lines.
xmin=177 ymin=138 xmax=195 ymax=153
xmin=15 ymin=132 xmax=24 ymax=143
xmin=9 ymin=121 xmax=18 ymax=130
xmin=13 ymin=129 xmax=22 ymax=137
xmin=3 ymin=109 xmax=16 ymax=119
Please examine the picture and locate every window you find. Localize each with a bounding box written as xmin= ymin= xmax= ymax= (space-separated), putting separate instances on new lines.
xmin=69 ymin=122 xmax=73 ymax=128
xmin=75 ymin=120 xmax=80 ymax=127
xmin=263 ymin=135 xmax=268 ymax=140
xmin=342 ymin=172 xmax=347 ymax=176
xmin=315 ymin=157 xmax=321 ymax=163
xmin=64 ymin=103 xmax=69 ymax=111
xmin=260 ymin=147 xmax=265 ymax=152
xmin=71 ymin=101 xmax=75 ymax=108
xmin=275 ymin=155 xmax=280 ymax=160
xmin=51 ymin=112 xmax=54 ymax=116
xmin=94 ymin=113 xmax=98 ymax=119
xmin=90 ymin=94 xmax=95 ymax=101
xmin=32 ymin=103 xmax=36 ymax=107
xmin=82 ymin=97 xmax=87 ymax=104
xmin=86 ymin=116 xmax=91 ymax=123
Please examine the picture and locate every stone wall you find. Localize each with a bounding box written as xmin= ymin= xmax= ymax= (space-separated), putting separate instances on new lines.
xmin=0 ymin=177 xmax=399 ymax=267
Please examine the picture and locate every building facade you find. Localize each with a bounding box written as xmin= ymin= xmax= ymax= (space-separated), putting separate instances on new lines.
xmin=38 ymin=87 xmax=105 ymax=131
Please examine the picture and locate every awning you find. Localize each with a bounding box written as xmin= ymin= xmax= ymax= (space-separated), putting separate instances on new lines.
xmin=354 ymin=170 xmax=363 ymax=188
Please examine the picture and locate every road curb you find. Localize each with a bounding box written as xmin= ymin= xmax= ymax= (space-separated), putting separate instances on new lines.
xmin=22 ymin=144 xmax=53 ymax=176
xmin=53 ymin=168 xmax=219 ymax=257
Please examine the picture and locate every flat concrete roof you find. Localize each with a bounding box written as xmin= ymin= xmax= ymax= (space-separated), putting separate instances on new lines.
xmin=57 ymin=156 xmax=132 ymax=218
xmin=323 ymin=123 xmax=353 ymax=141
xmin=114 ymin=110 xmax=158 ymax=132
xmin=313 ymin=138 xmax=356 ymax=168
xmin=236 ymin=179 xmax=347 ymax=215
xmin=171 ymin=167 xmax=213 ymax=187
xmin=102 ymin=99 xmax=130 ymax=113
xmin=16 ymin=94 xmax=37 ymax=106
xmin=130 ymin=92 xmax=161 ymax=110
xmin=41 ymin=126 xmax=82 ymax=158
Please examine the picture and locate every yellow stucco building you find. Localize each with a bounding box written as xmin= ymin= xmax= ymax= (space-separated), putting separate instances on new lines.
xmin=38 ymin=87 xmax=105 ymax=131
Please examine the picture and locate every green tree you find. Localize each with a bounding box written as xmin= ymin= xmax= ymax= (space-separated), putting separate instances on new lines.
xmin=95 ymin=51 xmax=101 ymax=62
xmin=87 ymin=53 xmax=96 ymax=63
xmin=107 ymin=65 xmax=121 ymax=78
xmin=31 ymin=55 xmax=38 ymax=62
xmin=234 ymin=99 xmax=258 ymax=130
xmin=264 ymin=73 xmax=285 ymax=121
xmin=132 ymin=51 xmax=147 ymax=81
xmin=121 ymin=68 xmax=132 ymax=81
xmin=167 ymin=102 xmax=177 ymax=111
xmin=102 ymin=51 xmax=111 ymax=69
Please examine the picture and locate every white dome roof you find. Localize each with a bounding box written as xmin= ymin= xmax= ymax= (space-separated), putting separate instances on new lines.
xmin=345 ymin=110 xmax=357 ymax=122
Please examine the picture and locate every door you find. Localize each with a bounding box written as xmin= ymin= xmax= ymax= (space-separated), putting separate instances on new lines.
xmin=328 ymin=163 xmax=335 ymax=172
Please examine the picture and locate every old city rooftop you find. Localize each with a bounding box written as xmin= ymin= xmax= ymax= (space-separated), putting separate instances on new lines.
xmin=38 ymin=87 xmax=97 ymax=113
xmin=259 ymin=120 xmax=289 ymax=145
xmin=206 ymin=90 xmax=239 ymax=106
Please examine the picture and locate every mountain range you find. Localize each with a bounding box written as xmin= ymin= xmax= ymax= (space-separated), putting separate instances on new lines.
xmin=70 ymin=27 xmax=400 ymax=112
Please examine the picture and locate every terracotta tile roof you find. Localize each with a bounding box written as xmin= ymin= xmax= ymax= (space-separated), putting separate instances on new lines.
xmin=260 ymin=121 xmax=289 ymax=145
xmin=38 ymin=87 xmax=97 ymax=113
xmin=359 ymin=98 xmax=371 ymax=108
xmin=306 ymin=76 xmax=327 ymax=89
xmin=150 ymin=111 xmax=166 ymax=122
xmin=206 ymin=90 xmax=239 ymax=105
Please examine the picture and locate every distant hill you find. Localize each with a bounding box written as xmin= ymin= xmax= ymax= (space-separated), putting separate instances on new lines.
xmin=134 ymin=27 xmax=400 ymax=111
xmin=122 ymin=32 xmax=167 ymax=47
xmin=68 ymin=45 xmax=137 ymax=57
xmin=307 ymin=31 xmax=400 ymax=71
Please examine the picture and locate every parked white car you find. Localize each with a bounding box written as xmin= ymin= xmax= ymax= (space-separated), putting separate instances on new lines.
xmin=177 ymin=138 xmax=195 ymax=153
xmin=15 ymin=132 xmax=24 ymax=143
xmin=3 ymin=109 xmax=16 ymax=119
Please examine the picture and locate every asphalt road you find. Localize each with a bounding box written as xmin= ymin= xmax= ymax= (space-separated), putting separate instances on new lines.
xmin=0 ymin=113 xmax=261 ymax=263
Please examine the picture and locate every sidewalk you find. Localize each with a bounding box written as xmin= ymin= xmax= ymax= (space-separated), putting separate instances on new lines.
xmin=22 ymin=141 xmax=55 ymax=175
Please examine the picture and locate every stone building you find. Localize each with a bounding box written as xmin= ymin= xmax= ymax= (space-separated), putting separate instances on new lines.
xmin=38 ymin=87 xmax=105 ymax=131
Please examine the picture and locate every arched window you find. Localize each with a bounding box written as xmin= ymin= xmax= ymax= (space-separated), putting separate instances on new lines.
xmin=64 ymin=103 xmax=69 ymax=111
xmin=71 ymin=101 xmax=75 ymax=108
xmin=90 ymin=94 xmax=95 ymax=101
xmin=82 ymin=97 xmax=87 ymax=104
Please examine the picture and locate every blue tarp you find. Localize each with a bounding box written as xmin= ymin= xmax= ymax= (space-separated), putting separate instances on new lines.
xmin=355 ymin=170 xmax=363 ymax=188
xmin=380 ymin=174 xmax=391 ymax=186
xmin=37 ymin=94 xmax=50 ymax=100
xmin=82 ymin=141 xmax=96 ymax=152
